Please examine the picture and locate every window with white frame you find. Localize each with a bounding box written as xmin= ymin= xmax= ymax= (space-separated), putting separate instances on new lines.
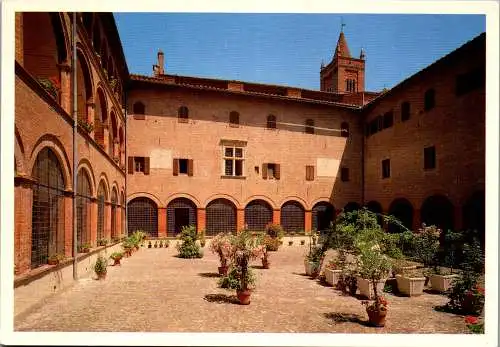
xmin=223 ymin=146 xmax=244 ymax=177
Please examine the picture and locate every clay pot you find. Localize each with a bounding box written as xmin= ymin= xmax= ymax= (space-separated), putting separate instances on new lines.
xmin=237 ymin=289 xmax=252 ymax=305
xmin=48 ymin=259 xmax=59 ymax=266
xmin=218 ymin=265 xmax=228 ymax=276
xmin=262 ymin=258 xmax=270 ymax=269
xmin=366 ymin=307 xmax=387 ymax=327
xmin=97 ymin=272 xmax=107 ymax=280
xmin=112 ymin=258 xmax=121 ymax=266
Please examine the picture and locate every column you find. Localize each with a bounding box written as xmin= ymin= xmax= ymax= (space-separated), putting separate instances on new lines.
xmin=116 ymin=207 xmax=122 ymax=239
xmin=58 ymin=62 xmax=71 ymax=114
xmin=158 ymin=207 xmax=167 ymax=237
xmin=272 ymin=209 xmax=281 ymax=225
xmin=197 ymin=208 xmax=206 ymax=232
xmin=63 ymin=192 xmax=73 ymax=257
xmin=412 ymin=208 xmax=421 ymax=232
xmin=305 ymin=210 xmax=312 ymax=234
xmin=14 ymin=177 xmax=34 ymax=275
xmin=236 ymin=209 xmax=245 ymax=232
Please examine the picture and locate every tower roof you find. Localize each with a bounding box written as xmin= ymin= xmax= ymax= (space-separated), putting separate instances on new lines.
xmin=334 ymin=32 xmax=351 ymax=59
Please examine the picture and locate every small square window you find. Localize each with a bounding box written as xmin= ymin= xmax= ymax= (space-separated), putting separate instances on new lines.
xmin=179 ymin=159 xmax=188 ymax=174
xmin=134 ymin=157 xmax=145 ymax=173
xmin=225 ymin=148 xmax=233 ymax=157
xmin=424 ymin=146 xmax=436 ymax=170
xmin=225 ymin=159 xmax=233 ymax=176
xmin=235 ymin=148 xmax=243 ymax=158
xmin=341 ymin=167 xmax=349 ymax=182
xmin=382 ymin=159 xmax=390 ymax=179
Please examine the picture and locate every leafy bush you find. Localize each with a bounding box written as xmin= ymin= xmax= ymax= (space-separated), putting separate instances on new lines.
xmin=218 ymin=265 xmax=256 ymax=291
xmin=209 ymin=232 xmax=232 ymax=266
xmin=94 ymin=255 xmax=108 ymax=274
xmin=176 ymin=225 xmax=203 ymax=258
xmin=265 ymin=223 xmax=284 ymax=239
xmin=413 ymin=225 xmax=440 ymax=268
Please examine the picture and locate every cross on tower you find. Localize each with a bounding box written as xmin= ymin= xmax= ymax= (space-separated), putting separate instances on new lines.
xmin=341 ymin=17 xmax=346 ymax=33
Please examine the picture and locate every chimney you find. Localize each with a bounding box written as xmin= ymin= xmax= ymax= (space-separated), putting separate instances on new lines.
xmin=157 ymin=50 xmax=165 ymax=75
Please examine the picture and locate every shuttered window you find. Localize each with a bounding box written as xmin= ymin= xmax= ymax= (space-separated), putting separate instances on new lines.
xmin=128 ymin=156 xmax=150 ymax=175
xmin=305 ymin=165 xmax=314 ymax=181
xmin=173 ymin=158 xmax=194 ymax=176
xmin=262 ymin=163 xmax=280 ymax=180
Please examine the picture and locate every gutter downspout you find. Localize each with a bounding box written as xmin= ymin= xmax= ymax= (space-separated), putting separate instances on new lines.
xmin=124 ymin=88 xmax=128 ymax=236
xmin=72 ymin=12 xmax=78 ymax=280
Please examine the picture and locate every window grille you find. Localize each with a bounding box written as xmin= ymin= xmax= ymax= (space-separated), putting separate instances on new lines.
xmin=280 ymin=201 xmax=305 ymax=234
xmin=178 ymin=106 xmax=189 ymax=122
xmin=312 ymin=202 xmax=334 ymax=232
xmin=97 ymin=181 xmax=107 ymax=241
xmin=128 ymin=197 xmax=158 ymax=237
xmin=77 ymin=170 xmax=92 ymax=249
xmin=244 ymin=200 xmax=273 ymax=232
xmin=31 ymin=148 xmax=65 ymax=269
xmin=206 ymin=199 xmax=236 ymax=236
xmin=111 ymin=188 xmax=118 ymax=239
xmin=267 ymin=115 xmax=276 ymax=129
xmin=167 ymin=198 xmax=197 ymax=237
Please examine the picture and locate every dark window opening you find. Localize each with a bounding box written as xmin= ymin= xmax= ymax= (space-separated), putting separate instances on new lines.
xmin=235 ymin=160 xmax=243 ymax=176
xmin=424 ymin=89 xmax=435 ymax=111
xmin=305 ymin=119 xmax=314 ymax=134
xmin=134 ymin=157 xmax=145 ymax=173
xmin=229 ymin=111 xmax=240 ymax=126
xmin=341 ymin=122 xmax=349 ymax=137
xmin=424 ymin=146 xmax=436 ymax=170
xmin=179 ymin=159 xmax=188 ymax=174
xmin=133 ymin=101 xmax=145 ymax=115
xmin=341 ymin=167 xmax=349 ymax=182
xmin=383 ymin=111 xmax=394 ymax=129
xmin=401 ymin=101 xmax=410 ymax=122
xmin=178 ymin=106 xmax=189 ymax=122
xmin=382 ymin=159 xmax=391 ymax=179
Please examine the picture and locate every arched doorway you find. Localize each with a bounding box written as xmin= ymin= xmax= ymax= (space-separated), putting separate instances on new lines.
xmin=280 ymin=201 xmax=305 ymax=234
xmin=245 ymin=199 xmax=273 ymax=232
xmin=167 ymin=198 xmax=197 ymax=237
xmin=206 ymin=198 xmax=236 ymax=236
xmin=462 ymin=191 xmax=485 ymax=249
xmin=312 ymin=202 xmax=334 ymax=232
xmin=97 ymin=180 xmax=108 ymax=242
xmin=421 ymin=195 xmax=454 ymax=232
xmin=31 ymin=148 xmax=66 ymax=269
xmin=128 ymin=197 xmax=158 ymax=237
xmin=344 ymin=202 xmax=361 ymax=213
xmin=365 ymin=200 xmax=383 ymax=226
xmin=76 ymin=169 xmax=92 ymax=249
xmin=388 ymin=198 xmax=414 ymax=233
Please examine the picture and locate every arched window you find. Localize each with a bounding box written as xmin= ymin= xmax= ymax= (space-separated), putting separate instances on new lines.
xmin=76 ymin=169 xmax=92 ymax=249
xmin=133 ymin=101 xmax=145 ymax=115
xmin=111 ymin=188 xmax=118 ymax=240
xmin=341 ymin=122 xmax=349 ymax=137
xmin=229 ymin=111 xmax=240 ymax=126
xmin=245 ymin=200 xmax=273 ymax=232
xmin=267 ymin=115 xmax=276 ymax=129
xmin=94 ymin=88 xmax=107 ymax=150
xmin=97 ymin=180 xmax=108 ymax=243
xmin=206 ymin=198 xmax=236 ymax=236
xmin=305 ymin=119 xmax=314 ymax=134
xmin=76 ymin=50 xmax=93 ymax=123
xmin=312 ymin=202 xmax=334 ymax=232
xmin=178 ymin=106 xmax=189 ymax=122
xmin=128 ymin=197 xmax=158 ymax=237
xmin=31 ymin=147 xmax=66 ymax=268
xmin=280 ymin=201 xmax=305 ymax=234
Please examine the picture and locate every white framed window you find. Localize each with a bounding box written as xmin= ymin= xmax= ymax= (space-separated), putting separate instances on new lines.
xmin=222 ymin=145 xmax=244 ymax=177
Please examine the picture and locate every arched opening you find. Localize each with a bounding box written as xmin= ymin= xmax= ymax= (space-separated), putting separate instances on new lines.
xmin=76 ymin=169 xmax=92 ymax=249
xmin=110 ymin=111 xmax=118 ymax=158
xmin=267 ymin=115 xmax=276 ymax=129
xmin=462 ymin=191 xmax=485 ymax=249
xmin=178 ymin=106 xmax=189 ymax=121
xmin=167 ymin=198 xmax=197 ymax=237
xmin=312 ymin=202 xmax=334 ymax=232
xmin=120 ymin=191 xmax=126 ymax=235
xmin=305 ymin=119 xmax=314 ymax=134
xmin=341 ymin=122 xmax=349 ymax=137
xmin=421 ymin=195 xmax=454 ymax=233
xmin=94 ymin=88 xmax=107 ymax=149
xmin=128 ymin=197 xmax=158 ymax=237
xmin=111 ymin=188 xmax=118 ymax=240
xmin=118 ymin=126 xmax=124 ymax=165
xmin=280 ymin=201 xmax=305 ymax=234
xmin=133 ymin=101 xmax=145 ymax=115
xmin=388 ymin=198 xmax=414 ymax=233
xmin=31 ymin=147 xmax=66 ymax=269
xmin=92 ymin=21 xmax=101 ymax=55
xmin=344 ymin=202 xmax=361 ymax=213
xmin=23 ymin=13 xmax=67 ymax=103
xmin=245 ymin=200 xmax=273 ymax=232
xmin=76 ymin=50 xmax=93 ymax=123
xmin=206 ymin=198 xmax=236 ymax=236
xmin=101 ymin=43 xmax=108 ymax=71
xmin=229 ymin=111 xmax=239 ymax=126
xmin=97 ymin=180 xmax=108 ymax=242
xmin=365 ymin=200 xmax=383 ymax=226
xmin=82 ymin=13 xmax=93 ymax=36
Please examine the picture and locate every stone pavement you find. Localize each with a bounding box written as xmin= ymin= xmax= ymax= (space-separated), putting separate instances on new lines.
xmin=14 ymin=243 xmax=469 ymax=333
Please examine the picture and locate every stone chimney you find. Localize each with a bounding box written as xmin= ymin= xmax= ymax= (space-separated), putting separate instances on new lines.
xmin=153 ymin=49 xmax=165 ymax=76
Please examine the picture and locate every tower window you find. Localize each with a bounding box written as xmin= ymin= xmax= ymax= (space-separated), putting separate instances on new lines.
xmin=401 ymin=102 xmax=410 ymax=122
xmin=383 ymin=111 xmax=394 ymax=129
xmin=382 ymin=159 xmax=391 ymax=179
xmin=341 ymin=167 xmax=350 ymax=182
xmin=424 ymin=146 xmax=436 ymax=170
xmin=424 ymin=89 xmax=435 ymax=111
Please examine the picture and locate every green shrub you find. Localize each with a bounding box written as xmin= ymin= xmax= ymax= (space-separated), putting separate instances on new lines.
xmin=94 ymin=255 xmax=108 ymax=275
xmin=176 ymin=225 xmax=203 ymax=258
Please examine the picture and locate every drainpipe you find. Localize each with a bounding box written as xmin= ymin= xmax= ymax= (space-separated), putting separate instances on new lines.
xmin=72 ymin=12 xmax=78 ymax=280
xmin=124 ymin=88 xmax=128 ymax=236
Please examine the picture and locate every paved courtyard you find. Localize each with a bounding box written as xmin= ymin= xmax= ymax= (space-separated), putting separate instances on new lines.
xmin=15 ymin=243 xmax=469 ymax=333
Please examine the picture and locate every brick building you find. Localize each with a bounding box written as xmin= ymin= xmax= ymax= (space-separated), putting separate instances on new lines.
xmin=14 ymin=13 xmax=485 ymax=278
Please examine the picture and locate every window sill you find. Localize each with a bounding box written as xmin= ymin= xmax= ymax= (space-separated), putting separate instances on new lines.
xmin=221 ymin=175 xmax=246 ymax=180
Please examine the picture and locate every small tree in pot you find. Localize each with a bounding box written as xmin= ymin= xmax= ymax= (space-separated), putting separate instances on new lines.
xmin=176 ymin=225 xmax=203 ymax=258
xmin=94 ymin=255 xmax=108 ymax=280
xmin=265 ymin=223 xmax=284 ymax=251
xmin=209 ymin=232 xmax=232 ymax=275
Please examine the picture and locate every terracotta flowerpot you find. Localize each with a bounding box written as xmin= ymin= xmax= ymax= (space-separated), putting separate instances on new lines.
xmin=48 ymin=259 xmax=59 ymax=266
xmin=366 ymin=307 xmax=387 ymax=327
xmin=112 ymin=258 xmax=122 ymax=266
xmin=97 ymin=272 xmax=107 ymax=280
xmin=237 ymin=289 xmax=252 ymax=305
xmin=218 ymin=265 xmax=228 ymax=276
xmin=262 ymin=258 xmax=270 ymax=269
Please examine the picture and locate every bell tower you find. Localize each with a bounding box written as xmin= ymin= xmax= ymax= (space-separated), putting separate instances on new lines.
xmin=320 ymin=25 xmax=365 ymax=93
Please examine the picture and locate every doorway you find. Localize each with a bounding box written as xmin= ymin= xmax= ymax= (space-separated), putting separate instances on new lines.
xmin=174 ymin=208 xmax=190 ymax=234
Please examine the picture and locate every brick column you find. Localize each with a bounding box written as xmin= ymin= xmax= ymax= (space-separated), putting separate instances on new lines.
xmin=236 ymin=209 xmax=245 ymax=232
xmin=103 ymin=127 xmax=110 ymax=156
xmin=116 ymin=207 xmax=122 ymax=239
xmin=105 ymin=203 xmax=112 ymax=240
xmin=63 ymin=192 xmax=73 ymax=257
xmin=158 ymin=207 xmax=167 ymax=237
xmin=58 ymin=63 xmax=71 ymax=114
xmin=305 ymin=210 xmax=312 ymax=233
xmin=273 ymin=209 xmax=281 ymax=225
xmin=197 ymin=208 xmax=206 ymax=232
xmin=14 ymin=177 xmax=33 ymax=275
xmin=15 ymin=13 xmax=23 ymax=65
xmin=90 ymin=199 xmax=98 ymax=246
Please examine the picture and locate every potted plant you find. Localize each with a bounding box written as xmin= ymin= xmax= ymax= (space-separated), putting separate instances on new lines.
xmin=300 ymin=239 xmax=305 ymax=246
xmin=154 ymin=241 xmax=158 ymax=248
xmin=357 ymin=245 xmax=392 ymax=300
xmin=395 ymin=268 xmax=427 ymax=296
xmin=110 ymin=252 xmax=123 ymax=266
xmin=94 ymin=255 xmax=108 ymax=280
xmin=165 ymin=239 xmax=170 ymax=248
xmin=122 ymin=241 xmax=133 ymax=257
xmin=159 ymin=240 xmax=164 ymax=248
xmin=311 ymin=230 xmax=318 ymax=246
xmin=361 ymin=295 xmax=389 ymax=327
xmin=304 ymin=245 xmax=324 ymax=278
xmin=220 ymin=229 xmax=264 ymax=305
xmin=176 ymin=225 xmax=204 ymax=258
xmin=209 ymin=232 xmax=232 ymax=275
xmin=324 ymin=258 xmax=342 ymax=287
xmin=97 ymin=238 xmax=108 ymax=247
xmin=288 ymin=239 xmax=294 ymax=246
xmin=265 ymin=223 xmax=284 ymax=251
xmin=48 ymin=253 xmax=65 ymax=266
xmin=199 ymin=229 xmax=206 ymax=248
xmin=428 ymin=229 xmax=462 ymax=292
xmin=261 ymin=235 xmax=272 ymax=269
xmin=79 ymin=242 xmax=91 ymax=253
xmin=148 ymin=241 xmax=152 ymax=248
xmin=339 ymin=260 xmax=359 ymax=295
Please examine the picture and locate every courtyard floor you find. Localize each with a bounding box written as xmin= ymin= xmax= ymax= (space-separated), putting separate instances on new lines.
xmin=14 ymin=243 xmax=469 ymax=333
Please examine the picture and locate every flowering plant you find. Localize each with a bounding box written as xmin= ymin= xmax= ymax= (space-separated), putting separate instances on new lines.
xmin=326 ymin=258 xmax=339 ymax=270
xmin=465 ymin=315 xmax=484 ymax=333
xmin=361 ymin=296 xmax=388 ymax=312
xmin=209 ymin=232 xmax=232 ymax=267
xmin=37 ymin=76 xmax=61 ymax=99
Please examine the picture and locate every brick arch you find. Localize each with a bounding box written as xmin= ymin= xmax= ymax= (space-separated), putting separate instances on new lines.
xmin=309 ymin=197 xmax=332 ymax=210
xmin=15 ymin=125 xmax=26 ymax=175
xmin=167 ymin=197 xmax=198 ymax=236
xmin=279 ymin=196 xmax=309 ymax=210
xmin=76 ymin=158 xmax=97 ymax=197
xmin=111 ymin=181 xmax=119 ymax=200
xmin=388 ymin=198 xmax=414 ymax=233
xmin=311 ymin=201 xmax=335 ymax=232
xmin=96 ymin=173 xmax=110 ymax=202
xmin=421 ymin=195 xmax=454 ymax=232
xmin=127 ymin=192 xmax=163 ymax=208
xmin=206 ymin=198 xmax=237 ymax=236
xmin=76 ymin=47 xmax=94 ymax=122
xmin=52 ymin=13 xmax=70 ymax=63
xmin=29 ymin=135 xmax=72 ymax=190
xmin=94 ymin=87 xmax=108 ymax=148
xmin=280 ymin=200 xmax=305 ymax=233
xmin=204 ymin=193 xmax=240 ymax=209
xmin=243 ymin=195 xmax=277 ymax=210
xmin=165 ymin=193 xmax=202 ymax=208
xmin=244 ymin=199 xmax=273 ymax=232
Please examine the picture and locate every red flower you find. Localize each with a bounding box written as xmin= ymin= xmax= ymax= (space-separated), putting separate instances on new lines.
xmin=48 ymin=76 xmax=61 ymax=90
xmin=465 ymin=290 xmax=473 ymax=297
xmin=476 ymin=286 xmax=485 ymax=295
xmin=465 ymin=316 xmax=478 ymax=325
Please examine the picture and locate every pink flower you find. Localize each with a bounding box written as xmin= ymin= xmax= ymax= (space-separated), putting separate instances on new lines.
xmin=465 ymin=316 xmax=478 ymax=325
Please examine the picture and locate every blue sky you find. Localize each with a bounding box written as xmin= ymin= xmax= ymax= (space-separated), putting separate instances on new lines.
xmin=114 ymin=13 xmax=485 ymax=92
